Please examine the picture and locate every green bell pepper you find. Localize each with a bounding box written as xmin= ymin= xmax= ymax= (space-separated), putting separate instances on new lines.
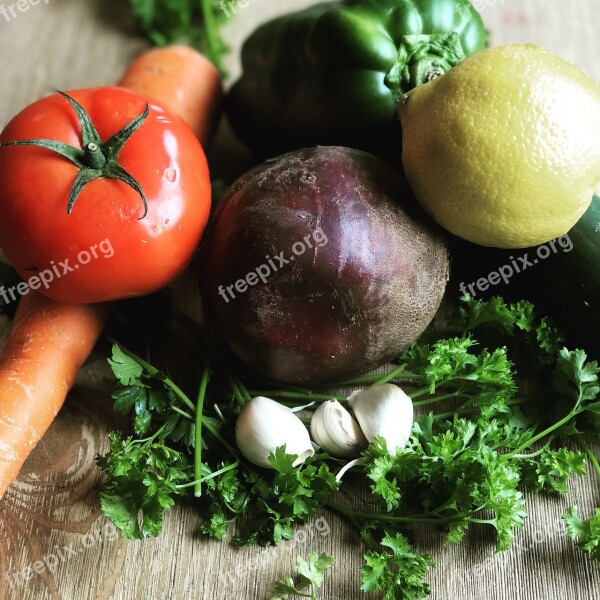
xmin=227 ymin=0 xmax=487 ymax=159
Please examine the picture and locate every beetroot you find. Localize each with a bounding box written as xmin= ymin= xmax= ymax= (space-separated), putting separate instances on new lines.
xmin=201 ymin=147 xmax=449 ymax=384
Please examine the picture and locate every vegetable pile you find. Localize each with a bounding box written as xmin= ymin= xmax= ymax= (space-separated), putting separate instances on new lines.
xmin=0 ymin=0 xmax=599 ymax=599
xmin=97 ymin=295 xmax=600 ymax=598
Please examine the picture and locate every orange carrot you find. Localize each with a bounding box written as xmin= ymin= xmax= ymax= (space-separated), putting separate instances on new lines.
xmin=0 ymin=46 xmax=222 ymax=498
xmin=118 ymin=45 xmax=223 ymax=147
xmin=0 ymin=293 xmax=110 ymax=497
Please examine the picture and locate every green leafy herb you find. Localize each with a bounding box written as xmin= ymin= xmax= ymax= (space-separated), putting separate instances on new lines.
xmin=563 ymin=506 xmax=600 ymax=561
xmin=127 ymin=0 xmax=229 ymax=70
xmin=97 ymin=433 xmax=190 ymax=538
xmin=97 ymin=295 xmax=600 ymax=598
xmin=232 ymin=447 xmax=339 ymax=546
xmin=271 ymin=553 xmax=335 ymax=600
xmin=361 ymin=532 xmax=434 ymax=600
xmin=521 ymin=448 xmax=587 ymax=494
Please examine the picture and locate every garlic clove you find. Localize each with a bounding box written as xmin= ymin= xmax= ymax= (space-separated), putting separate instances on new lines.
xmin=348 ymin=384 xmax=414 ymax=453
xmin=235 ymin=396 xmax=314 ymax=469
xmin=310 ymin=399 xmax=368 ymax=458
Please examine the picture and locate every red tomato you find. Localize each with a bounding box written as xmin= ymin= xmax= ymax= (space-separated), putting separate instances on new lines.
xmin=0 ymin=87 xmax=211 ymax=303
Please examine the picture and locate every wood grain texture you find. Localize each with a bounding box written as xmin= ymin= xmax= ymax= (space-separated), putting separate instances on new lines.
xmin=1 ymin=1 xmax=600 ymax=599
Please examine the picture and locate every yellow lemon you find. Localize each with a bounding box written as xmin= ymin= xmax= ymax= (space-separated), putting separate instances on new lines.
xmin=400 ymin=44 xmax=600 ymax=248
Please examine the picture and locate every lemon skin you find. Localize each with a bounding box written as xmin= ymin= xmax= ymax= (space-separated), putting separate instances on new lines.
xmin=400 ymin=44 xmax=600 ymax=249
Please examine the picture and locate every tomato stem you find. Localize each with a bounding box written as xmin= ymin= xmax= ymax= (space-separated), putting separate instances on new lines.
xmin=84 ymin=143 xmax=106 ymax=169
xmin=0 ymin=92 xmax=150 ymax=219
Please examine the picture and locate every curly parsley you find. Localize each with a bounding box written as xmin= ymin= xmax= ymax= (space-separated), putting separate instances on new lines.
xmin=96 ymin=296 xmax=600 ymax=598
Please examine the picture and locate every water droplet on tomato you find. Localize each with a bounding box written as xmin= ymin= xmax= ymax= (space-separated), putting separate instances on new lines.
xmin=165 ymin=167 xmax=177 ymax=182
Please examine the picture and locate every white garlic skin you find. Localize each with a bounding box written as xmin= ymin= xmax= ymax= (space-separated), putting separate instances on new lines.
xmin=235 ymin=396 xmax=314 ymax=469
xmin=310 ymin=400 xmax=368 ymax=458
xmin=348 ymin=384 xmax=414 ymax=453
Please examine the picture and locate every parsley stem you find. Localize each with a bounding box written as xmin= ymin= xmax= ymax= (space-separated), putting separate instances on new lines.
xmin=232 ymin=372 xmax=252 ymax=403
xmin=588 ymin=450 xmax=600 ymax=479
xmin=177 ymin=461 xmax=239 ymax=490
xmin=578 ymin=441 xmax=600 ymax=479
xmin=228 ymin=374 xmax=247 ymax=406
xmin=408 ymin=380 xmax=470 ymax=399
xmin=169 ymin=398 xmax=239 ymax=460
xmin=246 ymin=390 xmax=347 ymax=402
xmin=323 ymin=500 xmax=469 ymax=524
xmin=434 ymin=396 xmax=530 ymax=420
xmin=322 ymin=371 xmax=420 ymax=386
xmin=507 ymin=409 xmax=583 ymax=457
xmin=413 ymin=391 xmax=463 ymax=406
xmin=152 ymin=375 xmax=196 ymax=411
xmin=511 ymin=438 xmax=552 ymax=460
xmin=250 ymin=377 xmax=315 ymax=394
xmin=108 ymin=340 xmax=197 ymax=412
xmin=212 ymin=403 xmax=228 ymax=427
xmin=200 ymin=0 xmax=223 ymax=67
xmin=133 ymin=421 xmax=170 ymax=445
xmin=468 ymin=518 xmax=495 ymax=525
xmin=195 ymin=335 xmax=214 ymax=497
xmin=373 ymin=365 xmax=408 ymax=386
xmin=409 ymin=388 xmax=434 ymax=399
xmin=171 ymin=405 xmax=194 ymax=420
xmin=202 ymin=418 xmax=240 ymax=459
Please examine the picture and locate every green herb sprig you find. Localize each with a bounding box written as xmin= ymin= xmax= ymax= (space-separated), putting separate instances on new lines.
xmin=97 ymin=296 xmax=600 ymax=598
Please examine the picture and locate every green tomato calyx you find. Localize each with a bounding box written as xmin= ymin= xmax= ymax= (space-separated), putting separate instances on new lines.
xmin=0 ymin=92 xmax=150 ymax=219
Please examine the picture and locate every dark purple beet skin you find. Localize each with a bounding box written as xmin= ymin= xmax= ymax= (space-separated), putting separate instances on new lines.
xmin=200 ymin=146 xmax=449 ymax=384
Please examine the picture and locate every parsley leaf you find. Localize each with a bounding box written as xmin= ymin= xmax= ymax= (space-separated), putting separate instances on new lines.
xmin=271 ymin=553 xmax=335 ymax=600
xmin=98 ymin=293 xmax=600 ymax=599
xmin=107 ymin=344 xmax=195 ymax=446
xmin=457 ymin=296 xmax=564 ymax=365
xmin=361 ymin=532 xmax=434 ymax=600
xmin=97 ymin=433 xmax=190 ymax=539
xmin=563 ymin=506 xmax=600 ymax=561
xmin=234 ymin=447 xmax=339 ymax=546
xmin=521 ymin=448 xmax=587 ymax=494
xmin=109 ymin=345 xmax=144 ymax=386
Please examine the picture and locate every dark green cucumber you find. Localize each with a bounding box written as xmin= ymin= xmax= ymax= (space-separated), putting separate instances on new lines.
xmin=538 ymin=195 xmax=600 ymax=358
xmin=448 ymin=195 xmax=600 ymax=359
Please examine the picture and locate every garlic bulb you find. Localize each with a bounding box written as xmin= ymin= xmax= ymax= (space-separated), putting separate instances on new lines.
xmin=348 ymin=384 xmax=413 ymax=453
xmin=310 ymin=400 xmax=368 ymax=458
xmin=235 ymin=396 xmax=314 ymax=469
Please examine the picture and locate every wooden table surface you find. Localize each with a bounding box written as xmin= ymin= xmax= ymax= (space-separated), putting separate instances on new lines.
xmin=1 ymin=1 xmax=600 ymax=599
